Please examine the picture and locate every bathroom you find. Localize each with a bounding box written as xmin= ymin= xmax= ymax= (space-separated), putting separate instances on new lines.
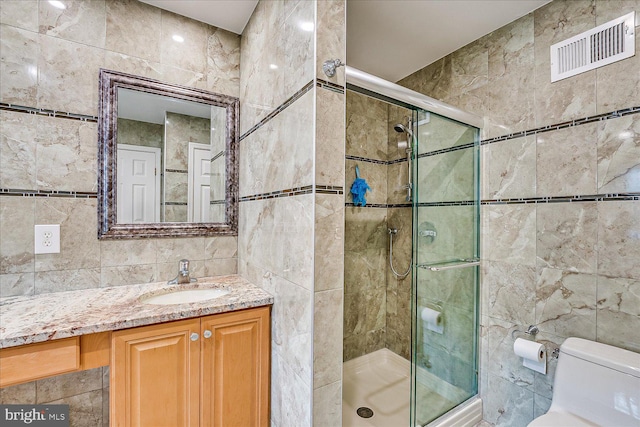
xmin=0 ymin=0 xmax=639 ymax=426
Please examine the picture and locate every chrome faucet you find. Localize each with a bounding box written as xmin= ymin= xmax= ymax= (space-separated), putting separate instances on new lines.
xmin=167 ymin=259 xmax=197 ymax=285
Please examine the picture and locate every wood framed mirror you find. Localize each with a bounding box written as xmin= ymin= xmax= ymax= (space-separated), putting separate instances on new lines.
xmin=97 ymin=69 xmax=239 ymax=239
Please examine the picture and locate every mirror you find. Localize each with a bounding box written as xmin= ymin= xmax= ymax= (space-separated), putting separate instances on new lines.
xmin=98 ymin=69 xmax=239 ymax=239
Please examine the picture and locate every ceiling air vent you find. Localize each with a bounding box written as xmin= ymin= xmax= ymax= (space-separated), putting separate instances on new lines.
xmin=551 ymin=12 xmax=635 ymax=82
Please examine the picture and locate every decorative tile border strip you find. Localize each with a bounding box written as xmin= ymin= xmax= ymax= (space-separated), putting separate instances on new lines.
xmin=407 ymin=106 xmax=640 ymax=158
xmin=240 ymin=185 xmax=314 ymax=201
xmin=346 ymin=155 xmax=388 ymax=165
xmin=0 ymin=103 xmax=98 ymax=122
xmin=239 ymin=79 xmax=345 ymax=143
xmin=1 ymin=184 xmax=343 ymax=202
xmin=347 ymin=151 xmax=473 ymax=164
xmin=346 ymin=155 xmax=409 ymax=165
xmin=165 ymin=169 xmax=188 ymax=174
xmin=210 ymin=150 xmax=225 ymax=162
xmin=482 ymin=193 xmax=640 ymax=205
xmin=417 ymin=200 xmax=477 ymax=207
xmin=345 ymin=202 xmax=412 ymax=208
xmin=0 ymin=188 xmax=97 ymax=198
xmin=240 ymin=185 xmax=344 ymax=201
xmin=480 ymin=106 xmax=640 ymax=146
xmin=345 ymin=202 xmax=388 ymax=208
xmin=417 ymin=142 xmax=476 ymax=159
xmin=316 ymin=185 xmax=344 ymax=195
xmin=240 ymin=81 xmax=315 ymax=141
xmin=3 ymin=188 xmax=634 ymax=206
xmin=345 ymin=193 xmax=640 ymax=208
xmin=316 ymin=79 xmax=345 ymax=94
xmin=388 ymin=157 xmax=409 ymax=165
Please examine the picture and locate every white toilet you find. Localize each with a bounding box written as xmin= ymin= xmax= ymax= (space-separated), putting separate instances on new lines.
xmin=528 ymin=337 xmax=640 ymax=427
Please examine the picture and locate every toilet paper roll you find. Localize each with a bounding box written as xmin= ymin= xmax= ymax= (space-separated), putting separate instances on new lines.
xmin=514 ymin=338 xmax=547 ymax=374
xmin=421 ymin=307 xmax=443 ymax=334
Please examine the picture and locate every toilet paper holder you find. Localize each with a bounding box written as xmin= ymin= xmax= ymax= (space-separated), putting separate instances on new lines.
xmin=511 ymin=325 xmax=561 ymax=360
xmin=511 ymin=325 xmax=539 ymax=339
xmin=425 ymin=301 xmax=443 ymax=312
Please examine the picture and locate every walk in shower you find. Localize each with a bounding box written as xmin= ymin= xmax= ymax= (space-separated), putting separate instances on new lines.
xmin=342 ymin=67 xmax=482 ymax=427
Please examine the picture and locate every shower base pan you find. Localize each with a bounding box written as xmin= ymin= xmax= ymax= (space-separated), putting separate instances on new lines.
xmin=342 ymin=348 xmax=482 ymax=427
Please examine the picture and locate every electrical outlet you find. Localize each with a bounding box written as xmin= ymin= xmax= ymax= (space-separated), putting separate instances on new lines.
xmin=35 ymin=224 xmax=60 ymax=254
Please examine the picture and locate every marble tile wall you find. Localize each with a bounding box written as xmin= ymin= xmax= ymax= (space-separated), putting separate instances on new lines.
xmin=344 ymin=91 xmax=389 ymax=361
xmin=239 ymin=0 xmax=314 ymax=135
xmin=385 ymin=106 xmax=414 ymax=361
xmin=238 ymin=1 xmax=346 ymax=426
xmin=116 ymin=119 xmax=163 ymax=150
xmin=239 ymin=90 xmax=314 ymax=197
xmin=164 ymin=112 xmax=210 ymax=171
xmin=344 ymin=205 xmax=388 ymax=360
xmin=0 ymin=368 xmax=109 ymax=427
xmin=163 ymin=112 xmax=211 ymax=222
xmin=312 ymin=2 xmax=346 ymax=423
xmin=343 ymin=90 xmax=415 ymax=363
xmin=398 ymin=1 xmax=640 ymax=425
xmin=0 ymin=0 xmax=240 ymax=421
xmin=385 ymin=207 xmax=412 ymax=359
xmin=238 ymin=164 xmax=315 ymax=427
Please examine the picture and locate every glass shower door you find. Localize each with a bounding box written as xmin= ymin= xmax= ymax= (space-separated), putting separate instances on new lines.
xmin=410 ymin=110 xmax=480 ymax=426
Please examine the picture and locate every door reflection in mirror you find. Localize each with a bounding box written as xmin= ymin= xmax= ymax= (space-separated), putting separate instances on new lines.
xmin=115 ymin=88 xmax=226 ymax=224
xmin=117 ymin=144 xmax=161 ymax=223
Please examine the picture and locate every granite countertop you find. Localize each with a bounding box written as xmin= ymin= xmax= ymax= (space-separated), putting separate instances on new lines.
xmin=0 ymin=275 xmax=273 ymax=349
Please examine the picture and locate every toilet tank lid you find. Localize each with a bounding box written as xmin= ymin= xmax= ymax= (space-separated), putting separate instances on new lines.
xmin=561 ymin=338 xmax=640 ymax=378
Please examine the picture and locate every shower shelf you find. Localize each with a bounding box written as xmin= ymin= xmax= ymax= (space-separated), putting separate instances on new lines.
xmin=417 ymin=258 xmax=480 ymax=271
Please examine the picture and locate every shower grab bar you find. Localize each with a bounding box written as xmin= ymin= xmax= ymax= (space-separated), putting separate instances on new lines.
xmin=417 ymin=258 xmax=480 ymax=271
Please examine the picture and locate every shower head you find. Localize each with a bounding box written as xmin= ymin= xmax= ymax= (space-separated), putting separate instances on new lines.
xmin=394 ymin=123 xmax=414 ymax=137
xmin=394 ymin=123 xmax=407 ymax=133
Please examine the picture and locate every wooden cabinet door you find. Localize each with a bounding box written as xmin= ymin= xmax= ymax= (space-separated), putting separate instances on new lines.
xmin=200 ymin=307 xmax=270 ymax=427
xmin=111 ymin=319 xmax=200 ymax=427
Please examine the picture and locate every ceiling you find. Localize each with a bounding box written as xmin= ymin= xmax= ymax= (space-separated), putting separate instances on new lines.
xmin=118 ymin=88 xmax=212 ymax=124
xmin=139 ymin=0 xmax=259 ymax=34
xmin=142 ymin=0 xmax=550 ymax=82
xmin=347 ymin=0 xmax=550 ymax=82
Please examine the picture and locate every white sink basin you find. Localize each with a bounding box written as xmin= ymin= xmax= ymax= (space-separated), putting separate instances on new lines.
xmin=141 ymin=288 xmax=230 ymax=305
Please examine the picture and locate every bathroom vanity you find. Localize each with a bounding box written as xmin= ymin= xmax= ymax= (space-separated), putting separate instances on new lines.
xmin=0 ymin=275 xmax=273 ymax=427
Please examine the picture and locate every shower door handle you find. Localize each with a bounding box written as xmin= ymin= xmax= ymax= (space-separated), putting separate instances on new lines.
xmin=417 ymin=258 xmax=480 ymax=271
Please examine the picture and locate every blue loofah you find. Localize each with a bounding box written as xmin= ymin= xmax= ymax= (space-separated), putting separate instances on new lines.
xmin=350 ymin=165 xmax=371 ymax=206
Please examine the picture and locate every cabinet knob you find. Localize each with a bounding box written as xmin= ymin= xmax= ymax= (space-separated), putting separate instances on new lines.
xmin=190 ymin=332 xmax=199 ymax=341
xmin=203 ymin=330 xmax=212 ymax=339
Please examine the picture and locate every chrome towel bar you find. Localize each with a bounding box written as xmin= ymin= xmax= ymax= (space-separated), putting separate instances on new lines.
xmin=417 ymin=258 xmax=480 ymax=271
